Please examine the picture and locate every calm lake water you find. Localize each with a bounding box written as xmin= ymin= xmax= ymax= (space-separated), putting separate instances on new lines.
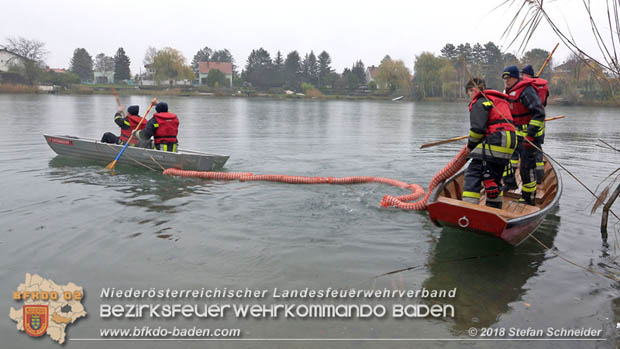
xmin=0 ymin=94 xmax=618 ymax=348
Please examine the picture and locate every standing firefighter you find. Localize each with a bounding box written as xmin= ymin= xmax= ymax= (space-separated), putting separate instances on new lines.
xmin=502 ymin=65 xmax=546 ymax=205
xmin=462 ymin=78 xmax=517 ymax=209
xmin=521 ymin=64 xmax=550 ymax=183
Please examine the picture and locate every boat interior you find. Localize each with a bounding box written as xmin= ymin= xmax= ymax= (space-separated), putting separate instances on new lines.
xmin=435 ymin=158 xmax=559 ymax=220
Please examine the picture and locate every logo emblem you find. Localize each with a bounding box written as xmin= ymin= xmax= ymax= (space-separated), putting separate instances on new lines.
xmin=23 ymin=305 xmax=48 ymax=337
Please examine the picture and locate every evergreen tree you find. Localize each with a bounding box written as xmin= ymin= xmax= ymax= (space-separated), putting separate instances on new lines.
xmin=191 ymin=46 xmax=212 ymax=75
xmin=284 ymin=51 xmax=301 ymax=90
xmin=114 ymin=47 xmax=131 ymax=81
xmin=69 ymin=48 xmax=93 ymax=81
xmin=244 ymin=48 xmax=274 ymax=89
xmin=351 ymin=60 xmax=366 ymax=85
xmin=317 ymin=51 xmax=332 ymax=88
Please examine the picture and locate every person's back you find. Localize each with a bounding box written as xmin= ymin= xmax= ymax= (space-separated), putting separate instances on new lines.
xmin=101 ymin=105 xmax=145 ymax=146
xmin=136 ymin=100 xmax=179 ymax=152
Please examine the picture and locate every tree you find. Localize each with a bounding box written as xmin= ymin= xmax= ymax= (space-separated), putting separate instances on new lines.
xmin=284 ymin=50 xmax=302 ymax=90
xmin=482 ymin=41 xmax=504 ymax=90
xmin=317 ymin=51 xmax=332 ymax=88
xmin=95 ymin=53 xmax=114 ymax=73
xmin=143 ymin=46 xmax=158 ymax=66
xmin=191 ymin=46 xmax=212 ymax=75
xmin=351 ymin=60 xmax=366 ymax=85
xmin=440 ymin=43 xmax=457 ymax=61
xmin=375 ymin=59 xmax=411 ymax=93
xmin=273 ymin=51 xmax=284 ymax=87
xmin=413 ymin=52 xmax=443 ymax=98
xmin=244 ymin=48 xmax=274 ymax=89
xmin=69 ymin=48 xmax=94 ymax=81
xmin=3 ymin=36 xmax=47 ymax=84
xmin=205 ymin=69 xmax=228 ymax=87
xmin=439 ymin=59 xmax=458 ymax=99
xmin=381 ymin=55 xmax=392 ymax=64
xmin=152 ymin=47 xmax=194 ymax=83
xmin=521 ymin=48 xmax=553 ymax=79
xmin=302 ymin=51 xmax=318 ymax=86
xmin=211 ymin=49 xmax=233 ymax=62
xmin=114 ymin=47 xmax=131 ymax=81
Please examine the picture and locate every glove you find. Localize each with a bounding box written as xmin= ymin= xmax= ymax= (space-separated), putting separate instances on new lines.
xmin=483 ymin=179 xmax=499 ymax=199
xmin=132 ymin=130 xmax=141 ymax=139
xmin=523 ymin=136 xmax=535 ymax=150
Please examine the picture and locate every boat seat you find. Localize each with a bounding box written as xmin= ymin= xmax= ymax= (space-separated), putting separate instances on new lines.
xmin=436 ymin=197 xmax=540 ymax=220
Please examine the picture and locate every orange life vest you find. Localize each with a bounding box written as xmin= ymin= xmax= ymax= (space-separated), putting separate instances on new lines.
xmin=119 ymin=115 xmax=146 ymax=145
xmin=153 ymin=112 xmax=179 ymax=144
xmin=469 ymin=90 xmax=515 ymax=135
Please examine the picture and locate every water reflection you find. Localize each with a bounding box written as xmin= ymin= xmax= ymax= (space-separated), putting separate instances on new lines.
xmin=422 ymin=209 xmax=560 ymax=334
xmin=46 ymin=156 xmax=221 ymax=241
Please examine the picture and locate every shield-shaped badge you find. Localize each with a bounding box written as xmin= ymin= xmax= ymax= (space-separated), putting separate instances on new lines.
xmin=23 ymin=305 xmax=48 ymax=337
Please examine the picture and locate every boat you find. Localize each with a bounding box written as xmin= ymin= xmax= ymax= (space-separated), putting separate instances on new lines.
xmin=426 ymin=157 xmax=562 ymax=246
xmin=391 ymin=96 xmax=404 ymax=101
xmin=44 ymin=135 xmax=229 ymax=171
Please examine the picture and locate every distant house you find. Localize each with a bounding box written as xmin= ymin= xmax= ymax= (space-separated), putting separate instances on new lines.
xmin=0 ymin=48 xmax=30 ymax=72
xmin=47 ymin=68 xmax=68 ymax=74
xmin=138 ymin=64 xmax=156 ymax=86
xmin=365 ymin=65 xmax=379 ymax=84
xmin=94 ymin=71 xmax=115 ymax=84
xmin=199 ymin=61 xmax=233 ymax=86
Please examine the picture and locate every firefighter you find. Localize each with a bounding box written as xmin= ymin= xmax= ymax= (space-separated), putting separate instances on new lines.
xmin=462 ymin=78 xmax=517 ymax=209
xmin=521 ymin=64 xmax=550 ymax=183
xmin=135 ymin=98 xmax=179 ymax=152
xmin=101 ymin=105 xmax=146 ymax=146
xmin=502 ymin=65 xmax=546 ymax=205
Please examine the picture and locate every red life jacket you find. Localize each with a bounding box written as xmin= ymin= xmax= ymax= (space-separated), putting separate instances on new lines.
xmin=524 ymin=77 xmax=549 ymax=106
xmin=504 ymin=79 xmax=537 ymax=126
xmin=153 ymin=112 xmax=179 ymax=144
xmin=119 ymin=114 xmax=146 ymax=145
xmin=469 ymin=90 xmax=515 ymax=135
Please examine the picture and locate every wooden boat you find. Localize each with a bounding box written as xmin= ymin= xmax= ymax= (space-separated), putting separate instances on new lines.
xmin=44 ymin=134 xmax=229 ymax=171
xmin=426 ymin=157 xmax=562 ymax=246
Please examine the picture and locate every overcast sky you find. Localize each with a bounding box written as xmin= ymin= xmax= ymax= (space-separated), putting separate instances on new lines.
xmin=0 ymin=0 xmax=607 ymax=75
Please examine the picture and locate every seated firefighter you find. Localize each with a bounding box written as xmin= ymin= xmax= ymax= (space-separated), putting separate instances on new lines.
xmin=462 ymin=78 xmax=517 ymax=209
xmin=135 ymin=99 xmax=179 ymax=152
xmin=101 ymin=105 xmax=146 ymax=146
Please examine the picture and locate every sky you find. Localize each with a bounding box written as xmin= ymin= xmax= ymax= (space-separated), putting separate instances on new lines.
xmin=0 ymin=0 xmax=608 ymax=75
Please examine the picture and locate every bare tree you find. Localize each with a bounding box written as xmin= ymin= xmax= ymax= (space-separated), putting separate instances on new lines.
xmin=500 ymin=0 xmax=620 ymax=80
xmin=3 ymin=36 xmax=48 ymax=64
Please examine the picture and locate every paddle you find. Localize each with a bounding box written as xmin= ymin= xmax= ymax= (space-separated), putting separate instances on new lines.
xmin=105 ymin=100 xmax=156 ymax=170
xmin=111 ymin=86 xmax=125 ymax=117
xmin=420 ymin=115 xmax=565 ymax=149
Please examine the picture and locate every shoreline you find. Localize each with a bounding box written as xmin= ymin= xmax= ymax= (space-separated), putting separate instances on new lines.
xmin=0 ymin=84 xmax=617 ymax=107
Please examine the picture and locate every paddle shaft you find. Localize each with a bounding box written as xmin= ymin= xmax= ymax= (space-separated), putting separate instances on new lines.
xmin=419 ymin=115 xmax=565 ymax=149
xmin=536 ymin=43 xmax=559 ymax=77
xmin=106 ymin=103 xmax=154 ymax=169
xmin=111 ymin=86 xmax=125 ymax=117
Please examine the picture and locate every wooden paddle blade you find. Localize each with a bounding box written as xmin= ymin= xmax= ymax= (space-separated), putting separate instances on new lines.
xmin=105 ymin=160 xmax=118 ymax=170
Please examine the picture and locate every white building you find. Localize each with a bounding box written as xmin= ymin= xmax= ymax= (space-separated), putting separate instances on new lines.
xmin=0 ymin=49 xmax=28 ymax=72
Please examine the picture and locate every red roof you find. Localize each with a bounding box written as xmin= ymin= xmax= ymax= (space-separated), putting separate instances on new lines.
xmin=367 ymin=66 xmax=379 ymax=79
xmin=199 ymin=61 xmax=233 ymax=75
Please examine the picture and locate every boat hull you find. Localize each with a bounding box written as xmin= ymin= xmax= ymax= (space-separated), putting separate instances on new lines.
xmin=44 ymin=135 xmax=229 ymax=171
xmin=426 ymin=158 xmax=562 ymax=246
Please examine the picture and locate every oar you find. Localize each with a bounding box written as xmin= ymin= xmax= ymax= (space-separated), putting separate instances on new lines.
xmin=105 ymin=101 xmax=155 ymax=170
xmin=420 ymin=115 xmax=565 ymax=149
xmin=111 ymin=86 xmax=125 ymax=117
